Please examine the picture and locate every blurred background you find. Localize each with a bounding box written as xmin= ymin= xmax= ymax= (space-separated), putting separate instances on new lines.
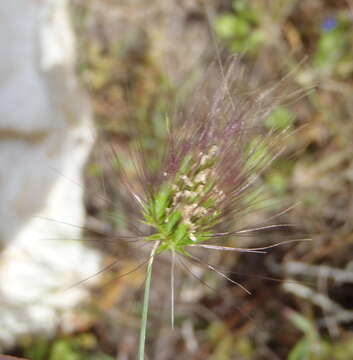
xmin=4 ymin=0 xmax=353 ymax=359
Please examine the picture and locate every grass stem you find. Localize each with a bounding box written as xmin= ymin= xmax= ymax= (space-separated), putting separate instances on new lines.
xmin=138 ymin=241 xmax=160 ymax=360
xmin=171 ymin=249 xmax=175 ymax=329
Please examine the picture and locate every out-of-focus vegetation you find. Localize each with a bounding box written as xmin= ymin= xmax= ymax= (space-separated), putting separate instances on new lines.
xmin=9 ymin=0 xmax=353 ymax=359
xmin=21 ymin=334 xmax=113 ymax=360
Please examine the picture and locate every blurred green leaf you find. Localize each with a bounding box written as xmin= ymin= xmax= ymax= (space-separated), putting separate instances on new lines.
xmin=87 ymin=354 xmax=114 ymax=360
xmin=267 ymin=171 xmax=287 ymax=194
xmin=288 ymin=338 xmax=310 ymax=360
xmin=214 ymin=15 xmax=239 ymax=39
xmin=334 ymin=336 xmax=353 ymax=359
xmin=49 ymin=340 xmax=80 ymax=360
xmin=287 ymin=312 xmax=329 ymax=360
xmin=232 ymin=0 xmax=247 ymax=13
xmin=313 ymin=17 xmax=352 ymax=76
xmin=24 ymin=338 xmax=50 ymax=360
xmin=265 ymin=106 xmax=294 ymax=130
xmin=215 ymin=0 xmax=263 ymax=54
xmin=289 ymin=312 xmax=318 ymax=342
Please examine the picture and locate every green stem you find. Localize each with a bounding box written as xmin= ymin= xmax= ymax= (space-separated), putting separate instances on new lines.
xmin=138 ymin=241 xmax=160 ymax=360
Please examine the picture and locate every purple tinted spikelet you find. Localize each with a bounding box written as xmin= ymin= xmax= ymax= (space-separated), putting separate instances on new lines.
xmin=119 ymin=59 xmax=296 ymax=255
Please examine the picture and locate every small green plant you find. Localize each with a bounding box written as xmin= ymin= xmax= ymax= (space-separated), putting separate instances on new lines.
xmin=314 ymin=15 xmax=353 ymax=77
xmin=214 ymin=0 xmax=265 ymax=54
xmin=287 ymin=310 xmax=353 ymax=360
xmin=23 ymin=334 xmax=113 ymax=360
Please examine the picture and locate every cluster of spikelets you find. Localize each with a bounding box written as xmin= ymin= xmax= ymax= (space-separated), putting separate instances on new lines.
xmin=118 ymin=60 xmax=295 ymax=260
xmin=143 ymin=144 xmax=224 ymax=251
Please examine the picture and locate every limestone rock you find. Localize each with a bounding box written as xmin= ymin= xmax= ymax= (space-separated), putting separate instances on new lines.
xmin=0 ymin=0 xmax=101 ymax=349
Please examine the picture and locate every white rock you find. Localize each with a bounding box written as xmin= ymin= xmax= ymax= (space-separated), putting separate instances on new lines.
xmin=0 ymin=0 xmax=101 ymax=349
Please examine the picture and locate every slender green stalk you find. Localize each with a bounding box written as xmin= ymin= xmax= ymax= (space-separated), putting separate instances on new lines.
xmin=171 ymin=249 xmax=175 ymax=329
xmin=138 ymin=241 xmax=160 ymax=360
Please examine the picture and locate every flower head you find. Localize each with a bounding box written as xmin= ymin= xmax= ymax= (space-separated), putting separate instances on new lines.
xmin=121 ymin=60 xmax=293 ymax=256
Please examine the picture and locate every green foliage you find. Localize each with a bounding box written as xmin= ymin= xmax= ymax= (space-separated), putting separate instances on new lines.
xmin=288 ymin=312 xmax=353 ymax=360
xmin=23 ymin=335 xmax=114 ymax=360
xmin=265 ymin=106 xmax=295 ymax=130
xmin=288 ymin=312 xmax=322 ymax=360
xmin=266 ymin=157 xmax=294 ymax=195
xmin=207 ymin=322 xmax=255 ymax=359
xmin=50 ymin=340 xmax=81 ymax=360
xmin=267 ymin=171 xmax=288 ymax=194
xmin=313 ymin=16 xmax=353 ymax=77
xmin=214 ymin=0 xmax=265 ymax=54
xmin=24 ymin=338 xmax=49 ymax=360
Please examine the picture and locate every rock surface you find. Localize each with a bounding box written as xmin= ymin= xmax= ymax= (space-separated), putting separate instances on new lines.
xmin=0 ymin=0 xmax=101 ymax=348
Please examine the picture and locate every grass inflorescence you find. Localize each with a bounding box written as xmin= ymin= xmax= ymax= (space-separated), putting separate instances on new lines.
xmin=109 ymin=59 xmax=303 ymax=359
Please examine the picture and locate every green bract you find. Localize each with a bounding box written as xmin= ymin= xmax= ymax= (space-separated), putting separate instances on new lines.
xmin=142 ymin=146 xmax=223 ymax=254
